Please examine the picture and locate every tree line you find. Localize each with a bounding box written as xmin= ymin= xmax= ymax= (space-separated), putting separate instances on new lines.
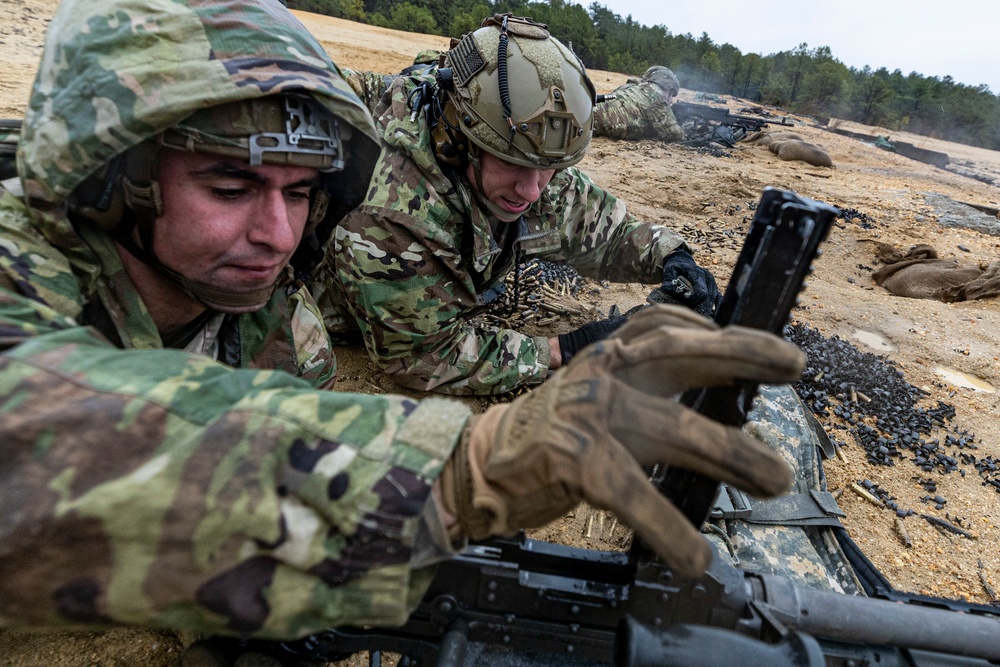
xmin=289 ymin=0 xmax=1000 ymax=151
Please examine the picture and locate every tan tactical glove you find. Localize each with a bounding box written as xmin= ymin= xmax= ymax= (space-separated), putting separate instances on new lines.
xmin=438 ymin=304 xmax=805 ymax=578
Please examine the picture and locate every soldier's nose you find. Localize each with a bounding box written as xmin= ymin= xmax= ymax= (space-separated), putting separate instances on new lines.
xmin=513 ymin=169 xmax=548 ymax=203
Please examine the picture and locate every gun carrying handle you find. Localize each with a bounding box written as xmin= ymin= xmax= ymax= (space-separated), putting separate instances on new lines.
xmin=618 ymin=618 xmax=825 ymax=667
xmin=630 ymin=189 xmax=839 ymax=570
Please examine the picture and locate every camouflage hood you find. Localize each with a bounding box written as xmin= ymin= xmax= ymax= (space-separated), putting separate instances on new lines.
xmin=17 ymin=0 xmax=379 ymax=252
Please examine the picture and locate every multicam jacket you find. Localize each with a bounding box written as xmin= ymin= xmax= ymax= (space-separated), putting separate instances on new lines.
xmin=0 ymin=0 xmax=470 ymax=640
xmin=593 ymin=80 xmax=685 ymax=142
xmin=343 ymin=69 xmax=396 ymax=116
xmin=330 ymin=75 xmax=687 ymax=396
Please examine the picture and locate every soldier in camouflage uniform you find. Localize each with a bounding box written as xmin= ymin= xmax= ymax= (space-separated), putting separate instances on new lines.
xmin=411 ymin=49 xmax=444 ymax=67
xmin=594 ymin=65 xmax=686 ymax=143
xmin=343 ymin=68 xmax=397 ymax=116
xmin=342 ymin=51 xmax=444 ymax=118
xmin=0 ymin=0 xmax=805 ymax=642
xmin=328 ymin=16 xmax=719 ymax=395
xmin=400 ymin=48 xmax=445 ymax=76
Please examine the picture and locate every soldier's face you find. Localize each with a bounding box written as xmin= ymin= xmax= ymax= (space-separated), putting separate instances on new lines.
xmin=467 ymin=151 xmax=555 ymax=217
xmin=153 ymin=149 xmax=318 ymax=295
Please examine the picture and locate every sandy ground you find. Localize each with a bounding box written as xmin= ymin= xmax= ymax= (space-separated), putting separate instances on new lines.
xmin=3 ymin=3 xmax=1000 ymax=665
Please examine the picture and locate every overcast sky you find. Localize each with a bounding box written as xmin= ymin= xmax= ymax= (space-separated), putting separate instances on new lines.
xmin=593 ymin=0 xmax=1000 ymax=94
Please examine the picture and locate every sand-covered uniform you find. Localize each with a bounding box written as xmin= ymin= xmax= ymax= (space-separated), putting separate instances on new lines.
xmin=329 ymin=73 xmax=688 ymax=396
xmin=594 ymin=79 xmax=685 ymax=142
xmin=0 ymin=0 xmax=471 ymax=639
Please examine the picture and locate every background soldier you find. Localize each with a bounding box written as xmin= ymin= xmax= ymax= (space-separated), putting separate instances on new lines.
xmin=343 ymin=50 xmax=444 ymax=116
xmin=342 ymin=68 xmax=397 ymax=115
xmin=0 ymin=0 xmax=802 ymax=642
xmin=594 ymin=65 xmax=686 ymax=143
xmin=328 ymin=16 xmax=718 ymax=396
xmin=403 ymin=48 xmax=444 ymax=73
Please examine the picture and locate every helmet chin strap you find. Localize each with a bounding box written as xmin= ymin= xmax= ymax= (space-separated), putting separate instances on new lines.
xmin=467 ymin=145 xmax=529 ymax=223
xmin=476 ymin=190 xmax=523 ymax=223
xmin=114 ymin=223 xmax=278 ymax=313
xmin=158 ymin=264 xmax=278 ymax=313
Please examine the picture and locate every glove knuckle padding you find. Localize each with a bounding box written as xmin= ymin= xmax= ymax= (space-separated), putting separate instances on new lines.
xmin=453 ymin=316 xmax=802 ymax=576
xmin=604 ymin=385 xmax=792 ymax=498
xmin=596 ymin=328 xmax=800 ymax=399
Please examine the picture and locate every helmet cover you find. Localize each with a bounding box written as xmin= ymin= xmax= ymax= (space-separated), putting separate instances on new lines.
xmin=442 ymin=14 xmax=595 ymax=169
xmin=642 ymin=66 xmax=680 ymax=96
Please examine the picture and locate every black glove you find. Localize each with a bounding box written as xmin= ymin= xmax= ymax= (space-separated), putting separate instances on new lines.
xmin=557 ymin=316 xmax=627 ymax=365
xmin=648 ymin=249 xmax=722 ymax=317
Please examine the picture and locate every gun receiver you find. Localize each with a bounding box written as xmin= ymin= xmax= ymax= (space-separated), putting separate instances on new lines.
xmin=269 ymin=536 xmax=1000 ymax=667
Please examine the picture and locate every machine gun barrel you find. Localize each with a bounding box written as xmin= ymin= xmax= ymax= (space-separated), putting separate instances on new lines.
xmin=757 ymin=572 xmax=1000 ymax=661
xmin=672 ymin=100 xmax=792 ymax=130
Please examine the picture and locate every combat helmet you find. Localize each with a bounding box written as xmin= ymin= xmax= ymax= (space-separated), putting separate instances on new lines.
xmin=70 ymin=94 xmax=359 ymax=312
xmin=434 ymin=14 xmax=596 ymax=169
xmin=642 ymin=66 xmax=681 ymax=96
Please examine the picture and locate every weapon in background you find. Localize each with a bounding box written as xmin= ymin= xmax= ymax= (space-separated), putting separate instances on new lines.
xmin=671 ymin=100 xmax=792 ymax=147
xmin=0 ymin=118 xmax=22 ymax=182
xmin=672 ymin=100 xmax=792 ymax=132
xmin=256 ymin=189 xmax=1000 ymax=667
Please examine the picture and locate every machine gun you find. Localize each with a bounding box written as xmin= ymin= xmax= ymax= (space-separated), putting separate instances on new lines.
xmin=268 ymin=535 xmax=1000 ymax=667
xmin=258 ymin=190 xmax=1000 ymax=667
xmin=672 ymin=100 xmax=792 ymax=133
xmin=672 ymin=101 xmax=792 ymax=147
xmin=651 ymin=187 xmax=837 ymax=535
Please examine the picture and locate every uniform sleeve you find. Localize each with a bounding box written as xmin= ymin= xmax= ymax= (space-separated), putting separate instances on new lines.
xmin=341 ymin=68 xmax=394 ymax=117
xmin=0 ymin=285 xmax=471 ymax=639
xmin=534 ymin=167 xmax=688 ymax=283
xmin=593 ymin=88 xmax=642 ymax=139
xmin=334 ymin=205 xmax=551 ymax=396
xmin=646 ymin=100 xmax=686 ymax=142
xmin=593 ymin=85 xmax=683 ymax=143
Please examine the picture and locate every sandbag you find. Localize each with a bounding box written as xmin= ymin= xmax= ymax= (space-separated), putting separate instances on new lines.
xmin=871 ymin=244 xmax=1000 ymax=302
xmin=775 ymin=139 xmax=834 ymax=167
xmin=755 ymin=130 xmax=804 ymax=147
xmin=705 ymin=384 xmax=864 ymax=595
